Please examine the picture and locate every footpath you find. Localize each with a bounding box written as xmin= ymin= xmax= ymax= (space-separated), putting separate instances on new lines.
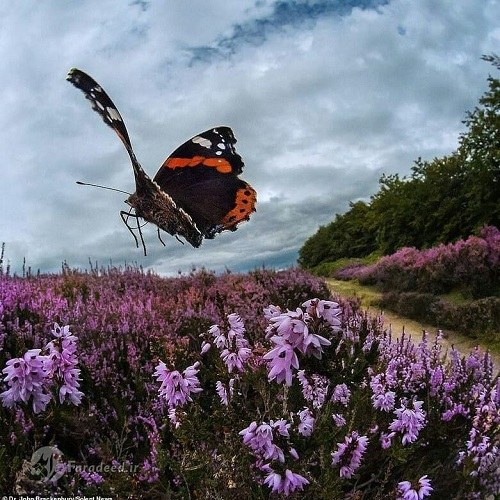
xmin=326 ymin=279 xmax=500 ymax=375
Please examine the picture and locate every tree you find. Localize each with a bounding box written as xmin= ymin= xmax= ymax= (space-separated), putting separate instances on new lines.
xmin=299 ymin=55 xmax=499 ymax=269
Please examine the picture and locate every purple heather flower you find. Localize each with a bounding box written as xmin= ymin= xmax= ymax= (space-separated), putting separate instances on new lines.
xmin=46 ymin=324 xmax=83 ymax=406
xmin=209 ymin=314 xmax=252 ymax=373
xmin=263 ymin=339 xmax=299 ymax=386
xmin=208 ymin=324 xmax=226 ymax=349
xmin=268 ymin=307 xmax=331 ymax=358
xmin=272 ymin=418 xmax=291 ymax=438
xmin=200 ymin=341 xmax=211 ymax=355
xmin=263 ymin=467 xmax=309 ymax=496
xmin=302 ymin=298 xmax=342 ymax=329
xmin=263 ymin=304 xmax=282 ymax=320
xmin=332 ymin=413 xmax=346 ymax=427
xmin=216 ymin=380 xmax=229 ymax=406
xmin=297 ymin=370 xmax=329 ymax=409
xmin=239 ymin=420 xmax=291 ymax=463
xmin=221 ymin=345 xmax=252 ymax=373
xmin=297 ymin=408 xmax=315 ymax=437
xmin=442 ymin=403 xmax=468 ymax=421
xmin=167 ymin=407 xmax=181 ymax=429
xmin=398 ymin=475 xmax=433 ymax=499
xmin=372 ymin=390 xmax=396 ymax=412
xmin=154 ymin=361 xmax=202 ymax=408
xmin=389 ymin=399 xmax=426 ymax=445
xmin=332 ymin=383 xmax=351 ymax=406
xmin=227 ymin=312 xmax=245 ymax=335
xmin=80 ymin=470 xmax=104 ymax=485
xmin=331 ymin=431 xmax=369 ymax=478
xmin=380 ymin=432 xmax=395 ymax=449
xmin=51 ymin=323 xmax=71 ymax=338
xmin=0 ymin=349 xmax=51 ymax=413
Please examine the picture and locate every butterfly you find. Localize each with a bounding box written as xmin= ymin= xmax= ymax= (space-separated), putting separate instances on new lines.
xmin=66 ymin=68 xmax=256 ymax=255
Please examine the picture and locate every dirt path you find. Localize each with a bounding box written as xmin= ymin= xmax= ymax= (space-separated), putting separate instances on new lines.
xmin=326 ymin=279 xmax=500 ymax=375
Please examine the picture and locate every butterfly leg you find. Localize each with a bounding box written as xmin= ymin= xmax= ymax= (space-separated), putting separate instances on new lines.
xmin=157 ymin=227 xmax=166 ymax=247
xmin=135 ymin=213 xmax=148 ymax=256
xmin=120 ymin=210 xmax=148 ymax=256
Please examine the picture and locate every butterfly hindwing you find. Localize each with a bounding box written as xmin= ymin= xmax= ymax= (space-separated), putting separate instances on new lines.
xmin=153 ymin=166 xmax=256 ymax=236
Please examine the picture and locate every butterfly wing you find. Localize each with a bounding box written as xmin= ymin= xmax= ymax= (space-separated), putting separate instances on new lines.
xmin=67 ymin=68 xmax=133 ymax=152
xmin=153 ymin=128 xmax=256 ymax=237
xmin=67 ymin=68 xmax=149 ymax=191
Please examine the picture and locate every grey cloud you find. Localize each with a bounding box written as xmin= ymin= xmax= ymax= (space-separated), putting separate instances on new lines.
xmin=0 ymin=0 xmax=498 ymax=276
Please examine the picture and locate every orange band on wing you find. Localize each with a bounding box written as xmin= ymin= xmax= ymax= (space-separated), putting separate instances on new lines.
xmin=165 ymin=156 xmax=232 ymax=174
xmin=222 ymin=185 xmax=257 ymax=229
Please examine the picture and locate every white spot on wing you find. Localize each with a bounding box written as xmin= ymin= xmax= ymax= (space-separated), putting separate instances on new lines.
xmin=217 ymin=142 xmax=225 ymax=150
xmin=192 ymin=136 xmax=212 ymax=148
xmin=107 ymin=107 xmax=122 ymax=121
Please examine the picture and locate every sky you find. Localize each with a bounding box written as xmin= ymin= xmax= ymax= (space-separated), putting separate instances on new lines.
xmin=0 ymin=0 xmax=498 ymax=276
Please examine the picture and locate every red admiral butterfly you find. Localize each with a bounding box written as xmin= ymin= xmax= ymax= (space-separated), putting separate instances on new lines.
xmin=66 ymin=68 xmax=256 ymax=255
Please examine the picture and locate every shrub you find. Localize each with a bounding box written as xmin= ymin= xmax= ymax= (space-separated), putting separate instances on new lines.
xmin=335 ymin=226 xmax=500 ymax=299
xmin=0 ymin=269 xmax=498 ymax=498
xmin=379 ymin=292 xmax=500 ymax=339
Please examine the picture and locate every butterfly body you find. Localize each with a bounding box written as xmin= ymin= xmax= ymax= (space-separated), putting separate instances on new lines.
xmin=66 ymin=68 xmax=256 ymax=254
xmin=125 ymin=166 xmax=204 ymax=248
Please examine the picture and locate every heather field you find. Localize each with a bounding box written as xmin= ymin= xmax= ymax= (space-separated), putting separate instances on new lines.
xmin=0 ymin=266 xmax=498 ymax=498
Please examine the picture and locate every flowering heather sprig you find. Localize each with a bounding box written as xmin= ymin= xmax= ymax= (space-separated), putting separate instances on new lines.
xmin=397 ymin=475 xmax=433 ymax=499
xmin=0 ymin=349 xmax=51 ymax=413
xmin=332 ymin=383 xmax=351 ymax=406
xmin=215 ymin=379 xmax=235 ymax=406
xmin=331 ymin=431 xmax=369 ymax=478
xmin=262 ymin=466 xmax=309 ymax=496
xmin=332 ymin=413 xmax=346 ymax=427
xmin=137 ymin=415 xmax=161 ymax=483
xmin=302 ymin=298 xmax=342 ymax=331
xmin=239 ymin=420 xmax=288 ymax=463
xmin=154 ymin=361 xmax=202 ymax=408
xmin=240 ymin=419 xmax=310 ymax=497
xmin=80 ymin=470 xmax=104 ymax=486
xmin=389 ymin=399 xmax=427 ymax=445
xmin=297 ymin=408 xmax=315 ymax=437
xmin=45 ymin=323 xmax=84 ymax=405
xmin=263 ymin=299 xmax=340 ymax=386
xmin=371 ymin=388 xmax=396 ymax=412
xmin=208 ymin=313 xmax=252 ymax=373
xmin=0 ymin=323 xmax=83 ymax=413
xmin=297 ymin=370 xmax=329 ymax=409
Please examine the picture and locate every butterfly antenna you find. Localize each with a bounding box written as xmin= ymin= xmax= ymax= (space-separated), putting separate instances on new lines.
xmin=77 ymin=181 xmax=131 ymax=196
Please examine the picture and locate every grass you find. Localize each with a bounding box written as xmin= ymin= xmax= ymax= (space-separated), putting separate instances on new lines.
xmin=310 ymin=252 xmax=381 ymax=277
xmin=326 ymin=278 xmax=381 ymax=308
xmin=439 ymin=289 xmax=470 ymax=305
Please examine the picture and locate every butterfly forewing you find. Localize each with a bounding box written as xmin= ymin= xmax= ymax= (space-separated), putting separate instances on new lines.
xmin=67 ymin=68 xmax=132 ymax=151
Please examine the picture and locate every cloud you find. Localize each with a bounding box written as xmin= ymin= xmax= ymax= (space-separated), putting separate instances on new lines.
xmin=0 ymin=0 xmax=498 ymax=275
